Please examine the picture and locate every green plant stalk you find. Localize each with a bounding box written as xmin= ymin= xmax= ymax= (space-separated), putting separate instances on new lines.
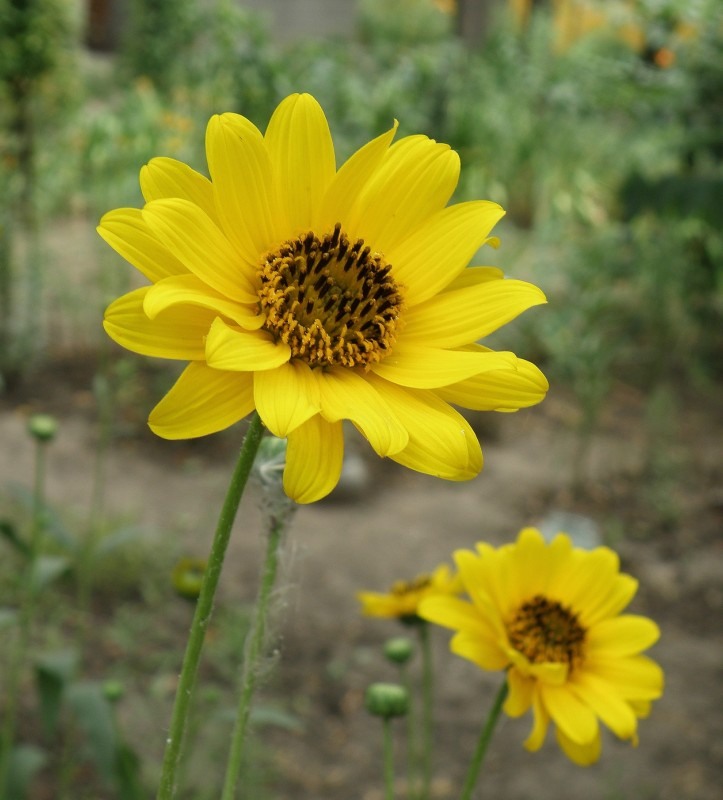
xmin=0 ymin=436 xmax=49 ymax=793
xmin=399 ymin=662 xmax=418 ymax=799
xmin=383 ymin=717 xmax=395 ymax=800
xmin=419 ymin=622 xmax=433 ymax=800
xmin=458 ymin=679 xmax=509 ymax=800
xmin=156 ymin=413 xmax=265 ymax=800
xmin=220 ymin=513 xmax=285 ymax=800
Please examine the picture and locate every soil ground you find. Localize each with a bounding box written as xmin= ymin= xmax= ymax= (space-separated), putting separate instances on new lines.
xmin=1 ymin=352 xmax=721 ymax=800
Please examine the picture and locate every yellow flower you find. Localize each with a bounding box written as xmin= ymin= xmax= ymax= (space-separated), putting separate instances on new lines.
xmin=99 ymin=93 xmax=547 ymax=504
xmin=419 ymin=528 xmax=663 ymax=765
xmin=358 ymin=564 xmax=463 ymax=622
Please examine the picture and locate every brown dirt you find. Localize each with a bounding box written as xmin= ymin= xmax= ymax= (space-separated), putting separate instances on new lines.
xmin=1 ymin=354 xmax=721 ymax=800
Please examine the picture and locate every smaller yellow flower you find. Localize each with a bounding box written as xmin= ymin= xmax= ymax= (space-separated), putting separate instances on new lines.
xmin=419 ymin=528 xmax=664 ymax=765
xmin=358 ymin=564 xmax=462 ymax=623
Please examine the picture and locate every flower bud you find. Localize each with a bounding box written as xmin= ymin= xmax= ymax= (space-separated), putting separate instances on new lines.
xmin=28 ymin=414 xmax=58 ymax=443
xmin=365 ymin=682 xmax=409 ymax=719
xmin=171 ymin=557 xmax=207 ymax=600
xmin=384 ymin=637 xmax=414 ymax=665
xmin=102 ymin=679 xmax=125 ymax=703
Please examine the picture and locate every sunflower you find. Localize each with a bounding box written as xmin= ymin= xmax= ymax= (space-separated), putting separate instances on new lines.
xmin=358 ymin=564 xmax=463 ymax=623
xmin=418 ymin=528 xmax=663 ymax=765
xmin=100 ymin=93 xmax=547 ymax=503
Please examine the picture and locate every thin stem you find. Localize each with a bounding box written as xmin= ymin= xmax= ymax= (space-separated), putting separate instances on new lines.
xmin=156 ymin=414 xmax=265 ymax=800
xmin=458 ymin=679 xmax=509 ymax=800
xmin=0 ymin=438 xmax=49 ymax=794
xmin=220 ymin=514 xmax=284 ymax=799
xmin=383 ymin=718 xmax=395 ymax=800
xmin=419 ymin=622 xmax=434 ymax=800
xmin=399 ymin=663 xmax=418 ymax=799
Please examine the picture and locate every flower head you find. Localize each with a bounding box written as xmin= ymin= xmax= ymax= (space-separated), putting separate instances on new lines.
xmin=419 ymin=528 xmax=664 ymax=765
xmin=100 ymin=93 xmax=547 ymax=503
xmin=358 ymin=563 xmax=463 ymax=623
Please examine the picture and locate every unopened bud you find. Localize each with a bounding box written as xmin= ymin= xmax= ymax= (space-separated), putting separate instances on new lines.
xmin=28 ymin=414 xmax=58 ymax=443
xmin=171 ymin=557 xmax=206 ymax=600
xmin=384 ymin=637 xmax=414 ymax=665
xmin=365 ymin=682 xmax=409 ymax=719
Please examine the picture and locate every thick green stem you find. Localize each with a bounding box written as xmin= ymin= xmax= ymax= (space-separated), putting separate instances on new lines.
xmin=399 ymin=663 xmax=418 ymax=799
xmin=458 ymin=679 xmax=509 ymax=800
xmin=383 ymin=718 xmax=395 ymax=800
xmin=419 ymin=622 xmax=434 ymax=800
xmin=156 ymin=414 xmax=265 ymax=800
xmin=220 ymin=514 xmax=284 ymax=799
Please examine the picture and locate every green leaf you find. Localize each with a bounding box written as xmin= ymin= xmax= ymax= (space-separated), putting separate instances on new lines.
xmin=3 ymin=744 xmax=48 ymax=800
xmin=65 ymin=681 xmax=117 ymax=781
xmin=115 ymin=743 xmax=145 ymax=800
xmin=31 ymin=555 xmax=71 ymax=591
xmin=34 ymin=650 xmax=78 ymax=736
xmin=0 ymin=519 xmax=29 ymax=557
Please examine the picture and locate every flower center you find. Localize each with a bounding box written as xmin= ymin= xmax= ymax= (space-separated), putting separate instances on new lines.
xmin=257 ymin=223 xmax=403 ymax=369
xmin=391 ymin=574 xmax=431 ymax=597
xmin=507 ymin=595 xmax=586 ymax=668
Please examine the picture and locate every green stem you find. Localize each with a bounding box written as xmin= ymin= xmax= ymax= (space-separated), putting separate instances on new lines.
xmin=156 ymin=413 xmax=265 ymax=800
xmin=458 ymin=679 xmax=508 ymax=800
xmin=399 ymin=663 xmax=417 ymax=799
xmin=382 ymin=718 xmax=395 ymax=800
xmin=419 ymin=622 xmax=434 ymax=800
xmin=0 ymin=438 xmax=49 ymax=793
xmin=220 ymin=514 xmax=284 ymax=799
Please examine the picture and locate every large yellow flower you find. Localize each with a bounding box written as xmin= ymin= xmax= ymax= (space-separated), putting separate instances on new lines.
xmin=419 ymin=528 xmax=664 ymax=765
xmin=358 ymin=564 xmax=463 ymax=622
xmin=100 ymin=93 xmax=547 ymax=503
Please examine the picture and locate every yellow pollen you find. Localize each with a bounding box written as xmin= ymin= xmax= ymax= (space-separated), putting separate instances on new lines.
xmin=257 ymin=223 xmax=403 ymax=369
xmin=507 ymin=595 xmax=586 ymax=669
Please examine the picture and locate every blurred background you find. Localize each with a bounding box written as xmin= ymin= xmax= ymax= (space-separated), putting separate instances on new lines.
xmin=0 ymin=1 xmax=721 ymax=798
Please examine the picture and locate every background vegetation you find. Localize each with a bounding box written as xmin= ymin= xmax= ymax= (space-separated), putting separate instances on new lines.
xmin=0 ymin=0 xmax=721 ymax=797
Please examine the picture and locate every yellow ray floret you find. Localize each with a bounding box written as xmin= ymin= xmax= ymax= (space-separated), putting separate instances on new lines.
xmin=100 ymin=93 xmax=548 ymax=503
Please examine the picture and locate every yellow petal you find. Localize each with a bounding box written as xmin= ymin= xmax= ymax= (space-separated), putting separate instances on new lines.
xmin=283 ymin=415 xmax=344 ymax=504
xmin=139 ymin=157 xmax=220 ymax=225
xmin=104 ymin=287 xmax=210 ymax=360
xmin=437 ymin=356 xmax=549 ymax=411
xmin=205 ymin=113 xmax=281 ymax=262
xmin=144 ymin=273 xmax=265 ymax=330
xmin=401 ymin=278 xmax=547 ymax=348
xmin=148 ymin=363 xmax=254 ymax=439
xmin=450 ymin=631 xmax=509 ymax=671
xmin=142 ymin=198 xmax=257 ymax=303
xmin=317 ymin=368 xmax=408 ymax=457
xmin=555 ymin=727 xmax=602 ymax=766
xmin=371 ymin=343 xmax=517 ymax=389
xmin=523 ymin=687 xmax=550 ymax=752
xmin=585 ymin=655 xmax=664 ymax=701
xmin=442 ymin=266 xmax=504 ymax=292
xmin=368 ymin=376 xmax=482 ymax=480
xmin=541 ymin=684 xmax=599 ymax=745
xmin=253 ymin=359 xmax=321 ymax=437
xmin=318 ymin=121 xmax=399 ymax=234
xmin=418 ymin=596 xmax=484 ymax=634
xmin=505 ymin=669 xmax=534 ymax=717
xmin=386 ymin=201 xmax=506 ymax=306
xmin=569 ymin=673 xmax=638 ymax=741
xmin=586 ymin=616 xmax=660 ymax=657
xmin=205 ymin=317 xmax=290 ymax=372
xmin=97 ymin=208 xmax=188 ymax=283
xmin=579 ymin=574 xmax=639 ymax=628
xmin=349 ymin=135 xmax=460 ymax=255
xmin=265 ymin=93 xmax=336 ymax=232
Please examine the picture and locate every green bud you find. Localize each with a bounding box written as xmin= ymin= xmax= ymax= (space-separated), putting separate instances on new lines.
xmin=28 ymin=414 xmax=58 ymax=442
xmin=171 ymin=557 xmax=207 ymax=600
xmin=384 ymin=637 xmax=414 ymax=665
xmin=365 ymin=682 xmax=409 ymax=719
xmin=102 ymin=679 xmax=124 ymax=703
